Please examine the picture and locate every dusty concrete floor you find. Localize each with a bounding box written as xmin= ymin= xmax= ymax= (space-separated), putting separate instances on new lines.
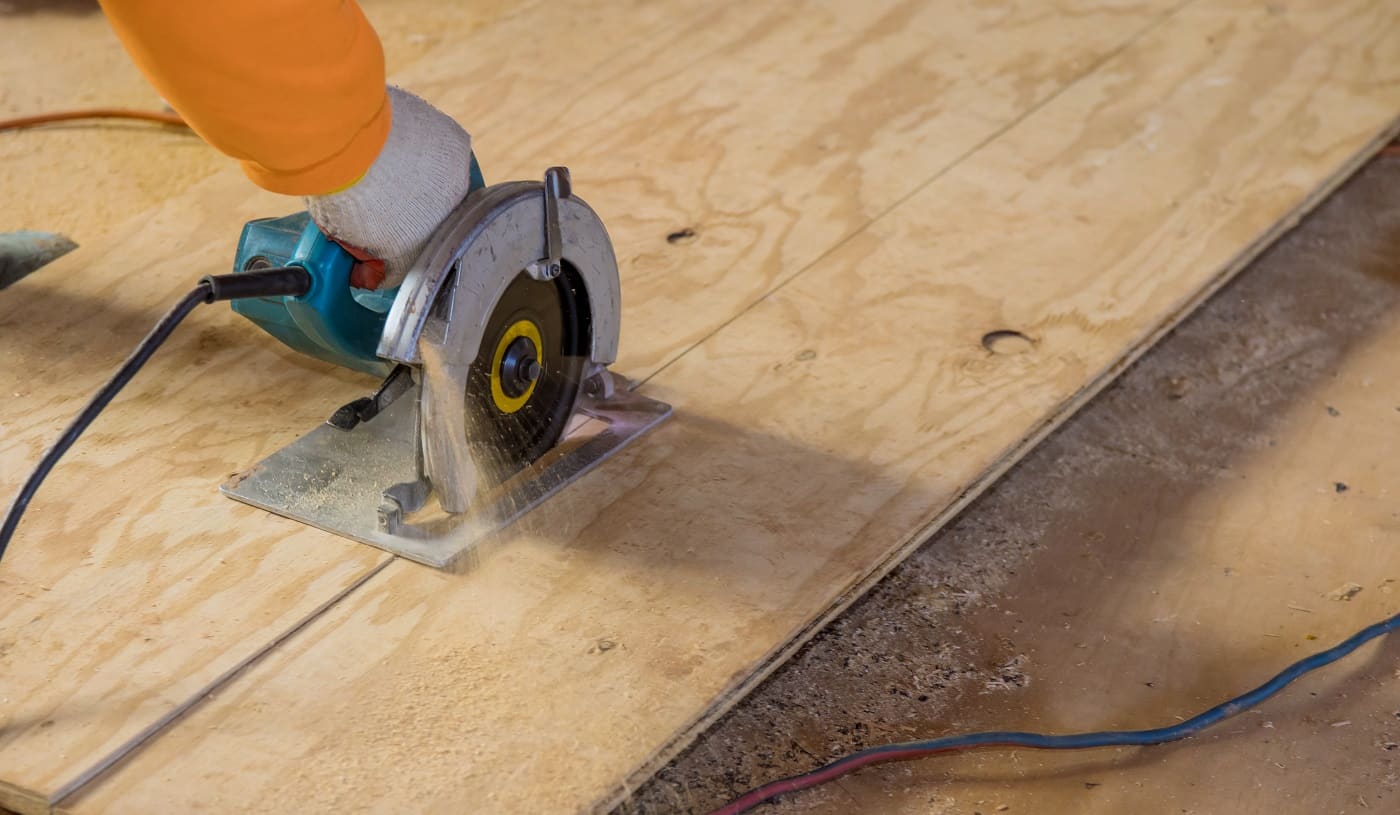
xmin=622 ymin=151 xmax=1400 ymax=814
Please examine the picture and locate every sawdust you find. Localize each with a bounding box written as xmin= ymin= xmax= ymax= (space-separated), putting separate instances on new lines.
xmin=618 ymin=466 xmax=1060 ymax=813
xmin=274 ymin=641 xmax=522 ymax=813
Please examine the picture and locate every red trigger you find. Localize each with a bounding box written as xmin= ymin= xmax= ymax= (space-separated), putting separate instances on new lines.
xmin=336 ymin=240 xmax=387 ymax=291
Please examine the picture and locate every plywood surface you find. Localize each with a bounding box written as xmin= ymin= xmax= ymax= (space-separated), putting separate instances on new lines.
xmin=0 ymin=0 xmax=1396 ymax=812
xmin=705 ymin=145 xmax=1400 ymax=815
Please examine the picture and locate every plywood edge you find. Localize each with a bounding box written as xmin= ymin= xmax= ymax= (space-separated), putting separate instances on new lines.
xmin=596 ymin=115 xmax=1400 ymax=814
xmin=37 ymin=557 xmax=395 ymax=810
xmin=1 ymin=781 xmax=51 ymax=815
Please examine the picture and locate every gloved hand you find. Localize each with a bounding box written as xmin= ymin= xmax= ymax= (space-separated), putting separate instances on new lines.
xmin=306 ymin=86 xmax=473 ymax=290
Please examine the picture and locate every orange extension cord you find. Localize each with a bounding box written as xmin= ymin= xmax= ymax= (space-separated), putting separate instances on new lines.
xmin=0 ymin=108 xmax=188 ymax=132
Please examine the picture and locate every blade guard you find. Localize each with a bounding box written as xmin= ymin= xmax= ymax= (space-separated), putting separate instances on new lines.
xmin=377 ymin=173 xmax=623 ymax=512
xmin=377 ymin=181 xmax=620 ymax=367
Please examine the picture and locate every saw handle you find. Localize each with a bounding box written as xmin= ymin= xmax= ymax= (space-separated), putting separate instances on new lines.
xmin=228 ymin=152 xmax=486 ymax=377
xmin=230 ymin=212 xmax=394 ymax=376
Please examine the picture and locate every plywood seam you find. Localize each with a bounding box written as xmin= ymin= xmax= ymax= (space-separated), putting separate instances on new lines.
xmin=634 ymin=0 xmax=1198 ymax=393
xmin=47 ymin=556 xmax=398 ymax=810
xmin=599 ymin=115 xmax=1400 ymax=815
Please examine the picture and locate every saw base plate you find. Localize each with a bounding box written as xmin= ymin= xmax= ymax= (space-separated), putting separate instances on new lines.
xmin=221 ymin=380 xmax=670 ymax=568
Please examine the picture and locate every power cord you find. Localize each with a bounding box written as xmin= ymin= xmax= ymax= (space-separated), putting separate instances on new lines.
xmin=0 ymin=267 xmax=311 ymax=566
xmin=0 ymin=108 xmax=188 ymax=133
xmin=707 ymin=609 xmax=1400 ymax=814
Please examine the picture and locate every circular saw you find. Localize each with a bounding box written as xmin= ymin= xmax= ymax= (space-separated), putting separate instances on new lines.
xmin=219 ymin=163 xmax=671 ymax=568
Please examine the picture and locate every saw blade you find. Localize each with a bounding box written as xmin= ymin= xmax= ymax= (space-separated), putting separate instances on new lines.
xmin=463 ymin=270 xmax=586 ymax=482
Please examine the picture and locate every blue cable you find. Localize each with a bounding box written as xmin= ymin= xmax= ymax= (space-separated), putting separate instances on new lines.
xmin=710 ymin=610 xmax=1400 ymax=815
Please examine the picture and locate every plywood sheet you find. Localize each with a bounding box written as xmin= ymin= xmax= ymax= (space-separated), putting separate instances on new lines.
xmin=0 ymin=1 xmax=1188 ymax=811
xmin=48 ymin=0 xmax=1400 ymax=813
xmin=778 ymin=149 xmax=1400 ymax=815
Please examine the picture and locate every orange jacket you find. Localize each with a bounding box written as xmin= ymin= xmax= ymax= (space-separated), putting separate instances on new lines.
xmin=99 ymin=0 xmax=389 ymax=196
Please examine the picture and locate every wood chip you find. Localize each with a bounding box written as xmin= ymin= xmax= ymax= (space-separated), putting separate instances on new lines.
xmin=1326 ymin=583 xmax=1363 ymax=601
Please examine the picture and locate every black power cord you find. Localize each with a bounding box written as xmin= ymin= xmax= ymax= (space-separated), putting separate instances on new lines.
xmin=0 ymin=266 xmax=311 ymax=566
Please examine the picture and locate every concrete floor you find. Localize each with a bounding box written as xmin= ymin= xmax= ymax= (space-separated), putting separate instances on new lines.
xmin=623 ymin=150 xmax=1400 ymax=814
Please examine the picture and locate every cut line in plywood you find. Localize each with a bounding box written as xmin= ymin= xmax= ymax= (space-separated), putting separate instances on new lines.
xmin=0 ymin=1 xmax=1191 ymax=812
xmin=50 ymin=0 xmax=1400 ymax=813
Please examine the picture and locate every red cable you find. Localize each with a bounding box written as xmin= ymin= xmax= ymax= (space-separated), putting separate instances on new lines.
xmin=705 ymin=743 xmax=1022 ymax=815
xmin=0 ymin=108 xmax=188 ymax=132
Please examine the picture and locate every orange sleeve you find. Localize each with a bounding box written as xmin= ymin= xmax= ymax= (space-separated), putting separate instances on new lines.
xmin=98 ymin=0 xmax=390 ymax=196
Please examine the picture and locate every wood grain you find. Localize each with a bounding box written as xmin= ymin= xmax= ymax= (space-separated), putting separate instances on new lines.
xmin=50 ymin=0 xmax=1400 ymax=813
xmin=802 ymin=157 xmax=1400 ymax=815
xmin=0 ymin=0 xmax=1187 ymax=811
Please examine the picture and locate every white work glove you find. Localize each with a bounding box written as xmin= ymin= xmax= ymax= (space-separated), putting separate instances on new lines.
xmin=306 ymin=86 xmax=473 ymax=289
